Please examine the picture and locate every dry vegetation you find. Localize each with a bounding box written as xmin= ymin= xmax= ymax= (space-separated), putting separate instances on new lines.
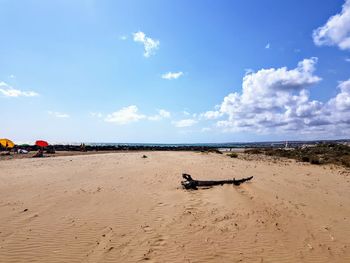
xmin=226 ymin=152 xmax=238 ymax=158
xmin=245 ymin=144 xmax=350 ymax=168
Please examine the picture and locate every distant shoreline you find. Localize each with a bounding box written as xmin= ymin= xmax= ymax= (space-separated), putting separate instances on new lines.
xmin=2 ymin=139 xmax=349 ymax=152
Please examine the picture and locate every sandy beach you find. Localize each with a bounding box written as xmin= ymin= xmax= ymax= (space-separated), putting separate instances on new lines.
xmin=0 ymin=151 xmax=349 ymax=262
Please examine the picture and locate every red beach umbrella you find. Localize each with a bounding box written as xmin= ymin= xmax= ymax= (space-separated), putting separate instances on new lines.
xmin=35 ymin=140 xmax=49 ymax=148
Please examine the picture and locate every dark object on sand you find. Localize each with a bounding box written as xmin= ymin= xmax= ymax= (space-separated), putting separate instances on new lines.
xmin=181 ymin=173 xmax=253 ymax=190
xmin=208 ymin=149 xmax=223 ymax=154
xmin=227 ymin=152 xmax=238 ymax=158
xmin=142 ymin=155 xmax=148 ymax=158
xmin=46 ymin=146 xmax=56 ymax=154
xmin=33 ymin=149 xmax=44 ymax=158
xmin=80 ymin=143 xmax=87 ymax=152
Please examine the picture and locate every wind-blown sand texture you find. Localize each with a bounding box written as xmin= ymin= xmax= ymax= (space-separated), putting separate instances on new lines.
xmin=0 ymin=151 xmax=349 ymax=262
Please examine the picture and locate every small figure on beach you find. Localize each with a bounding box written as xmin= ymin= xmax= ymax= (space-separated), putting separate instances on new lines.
xmin=80 ymin=143 xmax=87 ymax=152
xmin=33 ymin=148 xmax=44 ymax=158
xmin=46 ymin=146 xmax=56 ymax=154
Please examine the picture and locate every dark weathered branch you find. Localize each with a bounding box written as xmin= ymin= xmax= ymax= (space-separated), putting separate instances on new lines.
xmin=181 ymin=173 xmax=253 ymax=190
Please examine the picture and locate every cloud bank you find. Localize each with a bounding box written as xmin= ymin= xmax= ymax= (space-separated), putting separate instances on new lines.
xmin=202 ymin=58 xmax=350 ymax=137
xmin=313 ymin=0 xmax=350 ymax=50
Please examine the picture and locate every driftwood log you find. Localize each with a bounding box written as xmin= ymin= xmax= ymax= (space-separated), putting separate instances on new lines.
xmin=181 ymin=173 xmax=253 ymax=190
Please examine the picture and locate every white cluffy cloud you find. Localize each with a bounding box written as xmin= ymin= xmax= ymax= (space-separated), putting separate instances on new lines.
xmin=162 ymin=71 xmax=184 ymax=80
xmin=313 ymin=0 xmax=350 ymax=50
xmin=0 ymin=82 xmax=39 ymax=97
xmin=148 ymin=109 xmax=171 ymax=121
xmin=105 ymin=106 xmax=171 ymax=125
xmin=105 ymin=105 xmax=146 ymax=124
xmin=201 ymin=110 xmax=222 ymax=120
xmin=172 ymin=119 xmax=197 ymax=128
xmin=265 ymin=43 xmax=270 ymax=49
xmin=202 ymin=57 xmax=350 ymax=137
xmin=48 ymin=111 xmax=70 ymax=118
xmin=329 ymin=78 xmax=350 ymax=111
xmin=133 ymin=31 xmax=160 ymax=57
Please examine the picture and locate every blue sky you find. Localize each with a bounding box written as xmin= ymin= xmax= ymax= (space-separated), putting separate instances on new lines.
xmin=1 ymin=0 xmax=350 ymax=143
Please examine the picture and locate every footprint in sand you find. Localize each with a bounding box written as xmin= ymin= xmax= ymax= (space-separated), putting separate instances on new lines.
xmin=85 ymin=227 xmax=114 ymax=261
xmin=141 ymin=225 xmax=153 ymax=233
xmin=142 ymin=234 xmax=169 ymax=261
xmin=152 ymin=236 xmax=168 ymax=248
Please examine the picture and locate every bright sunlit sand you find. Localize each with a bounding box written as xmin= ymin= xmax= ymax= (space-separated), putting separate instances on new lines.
xmin=0 ymin=152 xmax=349 ymax=262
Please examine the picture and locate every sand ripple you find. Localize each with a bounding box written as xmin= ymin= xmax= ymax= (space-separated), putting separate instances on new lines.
xmin=0 ymin=152 xmax=349 ymax=262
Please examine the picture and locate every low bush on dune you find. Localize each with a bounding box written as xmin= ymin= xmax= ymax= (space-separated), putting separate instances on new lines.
xmin=301 ymin=156 xmax=310 ymax=162
xmin=227 ymin=153 xmax=238 ymax=158
xmin=208 ymin=149 xmax=223 ymax=154
xmin=310 ymin=157 xmax=321 ymax=165
xmin=244 ymin=143 xmax=350 ymax=168
xmin=341 ymin=156 xmax=350 ymax=168
xmin=244 ymin=149 xmax=263 ymax=154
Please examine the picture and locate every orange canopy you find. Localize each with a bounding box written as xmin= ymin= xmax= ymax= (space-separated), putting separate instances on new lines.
xmin=0 ymin=138 xmax=15 ymax=148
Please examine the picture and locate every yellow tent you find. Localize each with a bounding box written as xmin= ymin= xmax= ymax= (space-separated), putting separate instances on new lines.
xmin=0 ymin=138 xmax=15 ymax=148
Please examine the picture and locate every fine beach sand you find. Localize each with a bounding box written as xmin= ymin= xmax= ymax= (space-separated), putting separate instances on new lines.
xmin=0 ymin=151 xmax=349 ymax=262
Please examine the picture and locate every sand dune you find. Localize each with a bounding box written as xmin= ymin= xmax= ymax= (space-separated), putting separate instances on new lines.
xmin=0 ymin=151 xmax=349 ymax=262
